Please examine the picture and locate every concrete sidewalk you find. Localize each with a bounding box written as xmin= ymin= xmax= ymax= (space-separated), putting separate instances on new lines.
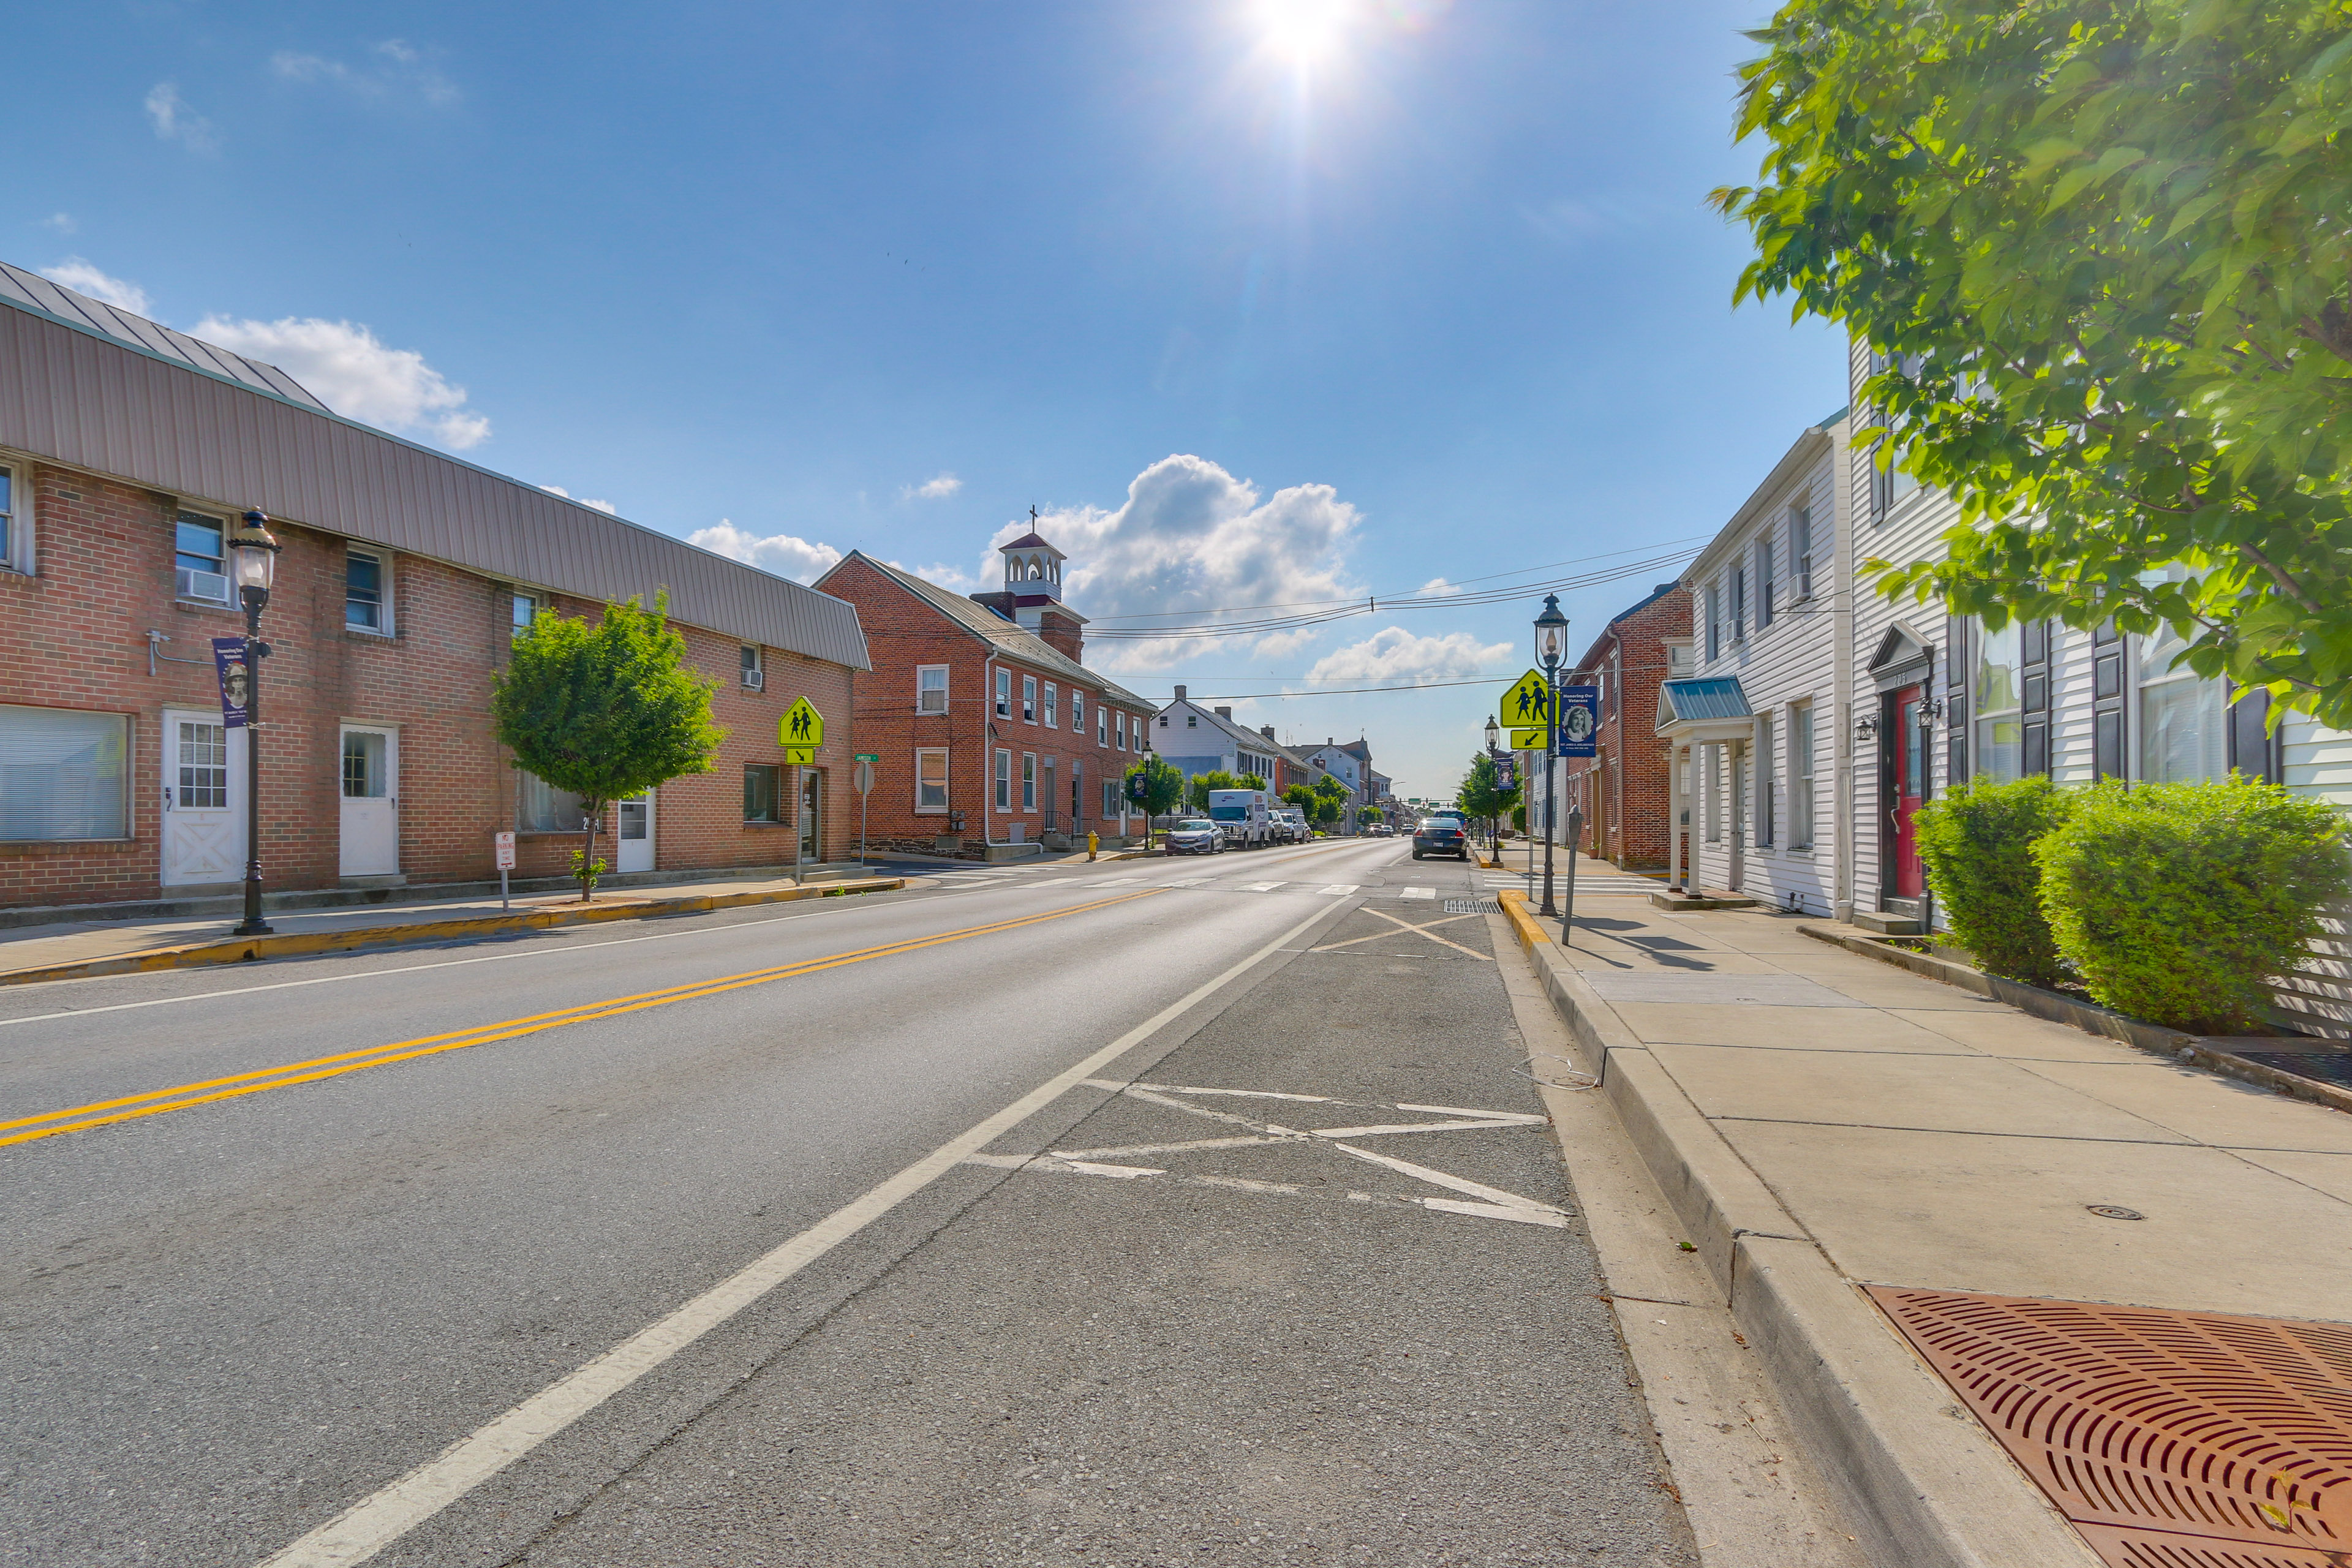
xmin=0 ymin=869 xmax=908 ymax=986
xmin=1498 ymin=886 xmax=2352 ymax=1568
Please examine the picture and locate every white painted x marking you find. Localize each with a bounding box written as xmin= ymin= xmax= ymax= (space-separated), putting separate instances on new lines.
xmin=1311 ymin=907 xmax=1494 ymax=961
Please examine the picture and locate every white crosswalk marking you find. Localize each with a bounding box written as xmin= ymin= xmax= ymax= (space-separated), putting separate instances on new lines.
xmin=1167 ymin=877 xmax=1210 ymax=887
xmin=1092 ymin=877 xmax=1142 ymax=886
xmin=1240 ymin=882 xmax=1284 ymax=893
xmin=1399 ymin=886 xmax=1437 ymax=900
xmin=1315 ymin=884 xmax=1359 ymax=895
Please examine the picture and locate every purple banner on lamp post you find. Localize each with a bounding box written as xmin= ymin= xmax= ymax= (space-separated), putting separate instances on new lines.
xmin=213 ymin=637 xmax=252 ymax=728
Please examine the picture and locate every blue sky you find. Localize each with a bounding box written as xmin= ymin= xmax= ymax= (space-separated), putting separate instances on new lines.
xmin=7 ymin=0 xmax=1844 ymax=800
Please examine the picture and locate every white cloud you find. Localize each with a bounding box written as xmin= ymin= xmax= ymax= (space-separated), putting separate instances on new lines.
xmin=1305 ymin=627 xmax=1512 ymax=686
xmin=688 ymin=521 xmax=843 ymax=584
xmin=903 ymin=472 xmax=962 ymax=500
xmin=145 ymin=84 xmax=222 ymax=154
xmin=1012 ymin=453 xmax=1364 ymax=673
xmin=271 ymin=40 xmax=458 ymax=107
xmin=40 ymin=258 xmax=151 ymax=315
xmin=39 ymin=213 xmax=77 ymax=236
xmin=1416 ymin=576 xmax=1463 ymax=597
xmin=191 ymin=315 xmax=490 ymax=448
xmin=539 ymin=485 xmax=616 ymax=514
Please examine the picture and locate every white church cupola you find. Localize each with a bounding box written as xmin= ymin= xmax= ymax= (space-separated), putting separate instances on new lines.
xmin=970 ymin=506 xmax=1090 ymax=662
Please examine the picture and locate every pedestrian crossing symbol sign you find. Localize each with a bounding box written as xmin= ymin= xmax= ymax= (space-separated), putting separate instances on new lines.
xmin=1502 ymin=668 xmax=1551 ymax=748
xmin=780 ymin=697 xmax=824 ymax=765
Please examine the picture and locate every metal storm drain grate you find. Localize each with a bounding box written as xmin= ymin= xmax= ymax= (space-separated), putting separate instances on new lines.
xmin=2230 ymin=1052 xmax=2352 ymax=1091
xmin=1444 ymin=898 xmax=1501 ymax=914
xmin=1868 ymin=1286 xmax=2352 ymax=1567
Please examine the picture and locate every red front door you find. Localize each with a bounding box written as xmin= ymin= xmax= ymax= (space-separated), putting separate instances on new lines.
xmin=1892 ymin=684 xmax=1926 ymax=897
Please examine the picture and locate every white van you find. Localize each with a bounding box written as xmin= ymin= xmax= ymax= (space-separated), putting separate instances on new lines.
xmin=1205 ymin=789 xmax=1273 ymax=850
xmin=1272 ymin=806 xmax=1308 ymax=843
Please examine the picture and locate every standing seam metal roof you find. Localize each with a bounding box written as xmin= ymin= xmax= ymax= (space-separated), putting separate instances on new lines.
xmin=832 ymin=551 xmax=1150 ymax=709
xmin=0 ymin=266 xmax=868 ymax=670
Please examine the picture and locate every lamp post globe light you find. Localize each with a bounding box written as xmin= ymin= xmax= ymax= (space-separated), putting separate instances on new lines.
xmin=228 ymin=510 xmax=282 ymax=937
xmin=1532 ymin=594 xmax=1567 ymax=918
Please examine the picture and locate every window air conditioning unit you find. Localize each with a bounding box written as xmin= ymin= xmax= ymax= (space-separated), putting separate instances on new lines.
xmin=178 ymin=567 xmax=231 ymax=604
xmin=744 ymin=668 xmax=764 ymax=691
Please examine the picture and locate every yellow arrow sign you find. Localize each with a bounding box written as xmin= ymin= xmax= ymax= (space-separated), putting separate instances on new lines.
xmin=1506 ymin=727 xmax=1545 ymax=750
xmin=779 ymin=696 xmax=825 ymax=751
xmin=1501 ymin=669 xmax=1551 ymax=733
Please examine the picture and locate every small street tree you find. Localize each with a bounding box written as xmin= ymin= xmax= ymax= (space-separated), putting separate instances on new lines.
xmin=1714 ymin=1 xmax=2352 ymax=726
xmin=1309 ymin=774 xmax=1350 ymax=831
xmin=1125 ymin=755 xmax=1185 ymax=848
xmin=492 ymin=595 xmax=723 ymax=901
xmin=1457 ymin=752 xmax=1519 ymax=849
xmin=1186 ymin=768 xmax=1242 ymax=811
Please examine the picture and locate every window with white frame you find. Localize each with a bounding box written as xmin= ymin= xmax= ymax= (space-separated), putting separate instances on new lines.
xmin=1098 ymin=703 xmax=1108 ymax=745
xmin=1790 ymin=703 xmax=1815 ymax=848
xmin=1755 ymin=711 xmax=1776 ymax=848
xmin=1043 ymin=683 xmax=1058 ymax=728
xmin=915 ymin=747 xmax=949 ymax=812
xmin=1070 ymin=690 xmax=1084 ymax=733
xmin=1790 ymin=502 xmax=1815 ymax=600
xmin=740 ymin=645 xmax=764 ymax=690
xmin=995 ymin=748 xmax=1011 ymax=809
xmin=995 ymin=667 xmax=1011 ymax=717
xmin=1706 ymin=586 xmax=1721 ymax=661
xmin=2138 ymin=620 xmax=2228 ymax=782
xmin=1117 ymin=710 xmax=1128 ymax=750
xmin=175 ymin=511 xmax=231 ymax=605
xmin=1729 ymin=564 xmax=1747 ymax=641
xmin=511 ymin=592 xmax=539 ymax=640
xmin=521 ymin=771 xmax=591 ymax=832
xmin=345 ymin=548 xmax=389 ymax=633
xmin=0 ymin=462 xmax=21 ymax=572
xmin=917 ymin=665 xmax=948 ymax=713
xmin=1021 ymin=752 xmax=1037 ymax=810
xmin=1757 ymin=536 xmax=1776 ymax=628
xmin=1022 ymin=675 xmax=1037 ymax=723
xmin=0 ymin=706 xmax=129 ymax=840
xmin=1973 ymin=619 xmax=2025 ymax=784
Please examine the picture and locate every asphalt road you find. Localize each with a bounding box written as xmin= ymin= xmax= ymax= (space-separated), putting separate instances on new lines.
xmin=0 ymin=837 xmax=1694 ymax=1567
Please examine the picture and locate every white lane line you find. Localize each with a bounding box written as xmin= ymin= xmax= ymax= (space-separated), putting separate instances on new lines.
xmin=247 ymin=897 xmax=1350 ymax=1568
xmin=1398 ymin=886 xmax=1437 ymax=900
xmin=1315 ymin=884 xmax=1359 ymax=895
xmin=1058 ymin=1159 xmax=1164 ymax=1178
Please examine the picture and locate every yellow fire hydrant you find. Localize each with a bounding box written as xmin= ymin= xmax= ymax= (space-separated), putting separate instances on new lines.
xmin=1087 ymin=830 xmax=1100 ymax=861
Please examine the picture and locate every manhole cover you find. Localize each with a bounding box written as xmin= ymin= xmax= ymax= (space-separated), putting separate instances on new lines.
xmin=1869 ymin=1286 xmax=2352 ymax=1567
xmin=1444 ymin=898 xmax=1500 ymax=914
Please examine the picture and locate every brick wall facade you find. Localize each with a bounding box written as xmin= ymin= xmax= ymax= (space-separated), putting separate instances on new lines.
xmin=818 ymin=555 xmax=1152 ymax=858
xmin=1557 ymin=585 xmax=1691 ymax=871
xmin=0 ymin=460 xmax=859 ymax=910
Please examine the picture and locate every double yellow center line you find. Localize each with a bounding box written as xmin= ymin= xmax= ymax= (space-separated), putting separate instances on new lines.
xmin=1 ymin=889 xmax=1159 ymax=1150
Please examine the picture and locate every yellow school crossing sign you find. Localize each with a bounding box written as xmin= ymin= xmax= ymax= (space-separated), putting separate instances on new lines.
xmin=1501 ymin=668 xmax=1551 ymax=748
xmin=779 ymin=697 xmax=824 ymax=765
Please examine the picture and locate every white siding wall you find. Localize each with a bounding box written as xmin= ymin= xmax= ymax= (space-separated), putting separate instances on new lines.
xmin=1684 ymin=426 xmax=1848 ymax=916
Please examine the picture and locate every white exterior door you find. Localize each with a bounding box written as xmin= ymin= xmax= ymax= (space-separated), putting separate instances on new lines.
xmin=161 ymin=709 xmax=245 ymax=887
xmin=338 ymin=724 xmax=400 ymax=876
xmin=617 ymin=790 xmax=654 ymax=872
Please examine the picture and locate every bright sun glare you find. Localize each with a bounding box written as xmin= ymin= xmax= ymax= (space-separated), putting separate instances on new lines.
xmin=1254 ymin=0 xmax=1352 ymax=66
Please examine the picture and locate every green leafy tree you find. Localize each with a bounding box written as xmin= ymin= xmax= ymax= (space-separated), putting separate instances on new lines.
xmin=1309 ymin=774 xmax=1349 ymax=829
xmin=1236 ymin=772 xmax=1268 ymax=791
xmin=1124 ymin=756 xmax=1185 ymax=847
xmin=492 ymin=595 xmax=723 ymax=900
xmin=1281 ymin=783 xmax=1317 ymax=815
xmin=1185 ymin=768 xmax=1243 ymax=811
xmin=1457 ymin=753 xmax=1520 ymax=846
xmin=1715 ymin=1 xmax=2352 ymax=725
xmin=1358 ymin=805 xmax=1382 ymax=824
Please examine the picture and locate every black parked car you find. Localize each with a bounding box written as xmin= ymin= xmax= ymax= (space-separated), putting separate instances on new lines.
xmin=1411 ymin=820 xmax=1469 ymax=861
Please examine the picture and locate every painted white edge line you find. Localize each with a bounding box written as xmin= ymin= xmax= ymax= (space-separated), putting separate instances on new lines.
xmin=249 ymin=893 xmax=1349 ymax=1568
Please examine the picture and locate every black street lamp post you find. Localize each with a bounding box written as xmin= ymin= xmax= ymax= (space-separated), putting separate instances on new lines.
xmin=1533 ymin=594 xmax=1568 ymax=918
xmin=1482 ymin=713 xmax=1501 ymax=851
xmin=228 ymin=510 xmax=282 ymax=937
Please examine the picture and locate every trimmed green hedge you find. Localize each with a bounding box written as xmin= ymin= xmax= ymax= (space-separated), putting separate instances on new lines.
xmin=2032 ymin=778 xmax=2350 ymax=1034
xmin=1915 ymin=775 xmax=2074 ymax=986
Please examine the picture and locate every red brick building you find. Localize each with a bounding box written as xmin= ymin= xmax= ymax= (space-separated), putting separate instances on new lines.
xmin=814 ymin=542 xmax=1155 ymax=858
xmin=0 ymin=262 xmax=870 ymax=911
xmin=1553 ymin=582 xmax=1692 ymax=871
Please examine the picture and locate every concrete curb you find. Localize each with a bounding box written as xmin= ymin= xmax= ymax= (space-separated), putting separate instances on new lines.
xmin=1495 ymin=891 xmax=2099 ymax=1568
xmin=1796 ymin=922 xmax=2352 ymax=1117
xmin=0 ymin=876 xmax=907 ymax=988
